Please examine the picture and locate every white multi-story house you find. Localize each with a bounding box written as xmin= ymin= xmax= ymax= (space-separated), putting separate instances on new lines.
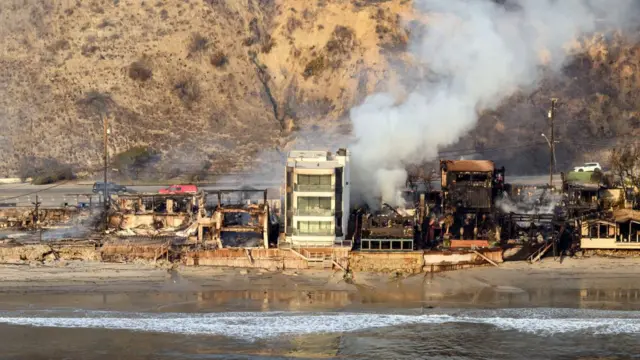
xmin=283 ymin=149 xmax=351 ymax=247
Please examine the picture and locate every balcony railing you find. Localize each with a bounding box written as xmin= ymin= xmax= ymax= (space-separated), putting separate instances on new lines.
xmin=360 ymin=238 xmax=414 ymax=251
xmin=295 ymin=208 xmax=334 ymax=216
xmin=294 ymin=184 xmax=335 ymax=192
xmin=293 ymin=229 xmax=334 ymax=236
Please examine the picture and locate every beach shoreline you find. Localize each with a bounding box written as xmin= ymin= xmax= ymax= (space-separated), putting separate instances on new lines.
xmin=1 ymin=257 xmax=640 ymax=312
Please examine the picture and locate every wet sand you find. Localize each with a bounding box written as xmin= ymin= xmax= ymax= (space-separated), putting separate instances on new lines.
xmin=1 ymin=257 xmax=640 ymax=311
xmin=2 ymin=258 xmax=640 ymax=359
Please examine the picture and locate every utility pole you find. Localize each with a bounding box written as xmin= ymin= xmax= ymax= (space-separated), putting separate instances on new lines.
xmin=102 ymin=113 xmax=109 ymax=228
xmin=32 ymin=194 xmax=41 ymax=242
xmin=548 ymin=98 xmax=558 ymax=189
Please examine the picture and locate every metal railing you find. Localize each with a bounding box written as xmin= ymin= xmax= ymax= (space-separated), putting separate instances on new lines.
xmin=278 ymin=239 xmax=353 ymax=248
xmin=295 ymin=208 xmax=334 ymax=216
xmin=292 ymin=229 xmax=334 ymax=236
xmin=294 ymin=184 xmax=335 ymax=192
xmin=360 ymin=238 xmax=414 ymax=251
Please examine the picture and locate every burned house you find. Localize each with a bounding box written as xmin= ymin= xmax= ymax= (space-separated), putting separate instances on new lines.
xmin=357 ymin=190 xmax=424 ymax=251
xmin=109 ymin=192 xmax=204 ymax=236
xmin=440 ymin=160 xmax=503 ymax=211
xmin=196 ymin=189 xmax=276 ymax=249
xmin=283 ymin=149 xmax=351 ymax=248
xmin=439 ymin=160 xmax=504 ymax=247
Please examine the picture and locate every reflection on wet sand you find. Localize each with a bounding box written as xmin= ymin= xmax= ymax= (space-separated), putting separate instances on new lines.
xmin=0 ymin=289 xmax=355 ymax=313
xmin=4 ymin=284 xmax=640 ymax=314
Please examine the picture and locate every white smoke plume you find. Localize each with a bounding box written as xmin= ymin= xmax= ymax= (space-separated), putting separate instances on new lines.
xmin=496 ymin=190 xmax=563 ymax=215
xmin=349 ymin=0 xmax=636 ymax=207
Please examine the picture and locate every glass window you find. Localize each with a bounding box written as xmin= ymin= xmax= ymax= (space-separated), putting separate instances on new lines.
xmin=599 ymin=225 xmax=608 ymax=238
xmin=320 ymin=175 xmax=331 ymax=185
xmin=297 ymin=221 xmax=332 ymax=233
xmin=297 ymin=175 xmax=331 ymax=186
xmin=297 ymin=197 xmax=331 ymax=210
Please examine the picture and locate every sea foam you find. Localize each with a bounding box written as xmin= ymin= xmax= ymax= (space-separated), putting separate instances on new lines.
xmin=0 ymin=309 xmax=639 ymax=340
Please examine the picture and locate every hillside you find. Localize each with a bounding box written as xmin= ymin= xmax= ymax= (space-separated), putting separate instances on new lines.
xmin=0 ymin=0 xmax=638 ymax=178
xmin=451 ymin=33 xmax=640 ymax=175
xmin=0 ymin=0 xmax=412 ymax=177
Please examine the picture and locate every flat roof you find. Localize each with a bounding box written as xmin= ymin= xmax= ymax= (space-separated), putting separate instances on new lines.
xmin=287 ymin=160 xmax=342 ymax=169
xmin=441 ymin=160 xmax=495 ymax=172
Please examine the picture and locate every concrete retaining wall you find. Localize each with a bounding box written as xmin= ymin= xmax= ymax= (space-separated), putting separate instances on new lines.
xmin=185 ymin=248 xmax=308 ymax=269
xmin=101 ymin=240 xmax=169 ymax=262
xmin=182 ymin=248 xmax=501 ymax=273
xmin=349 ymin=251 xmax=424 ymax=273
xmin=424 ymin=249 xmax=503 ymax=265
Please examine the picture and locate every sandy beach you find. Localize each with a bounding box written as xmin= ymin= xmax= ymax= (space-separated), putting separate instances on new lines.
xmin=1 ymin=257 xmax=640 ymax=311
xmin=2 ymin=257 xmax=640 ymax=359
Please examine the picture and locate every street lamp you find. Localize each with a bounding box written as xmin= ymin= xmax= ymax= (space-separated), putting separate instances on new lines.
xmin=541 ymin=133 xmax=551 ymax=147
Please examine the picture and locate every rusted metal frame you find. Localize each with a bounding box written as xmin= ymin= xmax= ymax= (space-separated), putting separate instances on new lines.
xmin=204 ymin=189 xmax=269 ymax=205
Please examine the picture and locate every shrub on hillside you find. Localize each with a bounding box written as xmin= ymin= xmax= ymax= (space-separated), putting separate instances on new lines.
xmin=210 ymin=51 xmax=229 ymax=68
xmin=76 ymin=91 xmax=116 ymax=119
xmin=303 ymin=56 xmax=326 ymax=79
xmin=32 ymin=167 xmax=75 ymax=185
xmin=188 ymin=160 xmax=213 ymax=183
xmin=188 ymin=32 xmax=209 ymax=54
xmin=112 ymin=146 xmax=161 ymax=180
xmin=261 ymin=35 xmax=275 ymax=53
xmin=18 ymin=157 xmax=75 ymax=185
xmin=173 ymin=77 xmax=201 ymax=107
xmin=325 ymin=25 xmax=356 ymax=56
xmin=128 ymin=60 xmax=153 ymax=81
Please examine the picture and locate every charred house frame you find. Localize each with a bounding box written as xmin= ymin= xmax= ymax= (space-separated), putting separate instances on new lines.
xmin=440 ymin=160 xmax=505 ymax=240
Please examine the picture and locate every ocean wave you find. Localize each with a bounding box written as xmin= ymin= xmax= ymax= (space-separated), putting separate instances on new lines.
xmin=0 ymin=309 xmax=639 ymax=339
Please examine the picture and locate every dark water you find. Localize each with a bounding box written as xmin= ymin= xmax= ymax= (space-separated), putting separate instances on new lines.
xmin=1 ymin=306 xmax=640 ymax=359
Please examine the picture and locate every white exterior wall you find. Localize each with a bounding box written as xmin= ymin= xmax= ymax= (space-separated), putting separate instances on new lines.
xmin=283 ymin=149 xmax=350 ymax=247
xmin=336 ymin=150 xmax=350 ymax=236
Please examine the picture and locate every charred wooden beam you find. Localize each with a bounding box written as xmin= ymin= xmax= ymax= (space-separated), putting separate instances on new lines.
xmin=220 ymin=226 xmax=264 ymax=233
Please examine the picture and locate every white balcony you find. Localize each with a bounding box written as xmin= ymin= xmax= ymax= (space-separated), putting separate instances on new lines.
xmin=294 ymin=184 xmax=335 ymax=192
xmin=294 ymin=208 xmax=334 ymax=216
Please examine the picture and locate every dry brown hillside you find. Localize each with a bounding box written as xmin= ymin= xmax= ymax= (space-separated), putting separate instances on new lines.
xmin=0 ymin=0 xmax=639 ymax=178
xmin=0 ymin=0 xmax=411 ymax=178
xmin=464 ymin=33 xmax=640 ymax=175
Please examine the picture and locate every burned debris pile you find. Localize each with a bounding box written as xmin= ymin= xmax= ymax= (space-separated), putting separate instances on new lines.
xmin=349 ymin=156 xmax=636 ymax=259
xmin=3 ymin=148 xmax=639 ymax=269
xmin=103 ymin=189 xmax=278 ymax=254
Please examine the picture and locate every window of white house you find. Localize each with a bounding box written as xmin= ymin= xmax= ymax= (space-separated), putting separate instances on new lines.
xmin=297 ymin=197 xmax=331 ymax=212
xmin=297 ymin=221 xmax=332 ymax=233
xmin=297 ymin=174 xmax=332 ymax=187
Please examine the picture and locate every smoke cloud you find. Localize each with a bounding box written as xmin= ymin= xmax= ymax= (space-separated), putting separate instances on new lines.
xmin=349 ymin=0 xmax=636 ymax=206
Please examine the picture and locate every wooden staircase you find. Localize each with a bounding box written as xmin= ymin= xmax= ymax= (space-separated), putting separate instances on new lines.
xmin=289 ymin=248 xmax=336 ymax=269
xmin=528 ymin=224 xmax=565 ymax=263
xmin=302 ymin=249 xmax=333 ymax=269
